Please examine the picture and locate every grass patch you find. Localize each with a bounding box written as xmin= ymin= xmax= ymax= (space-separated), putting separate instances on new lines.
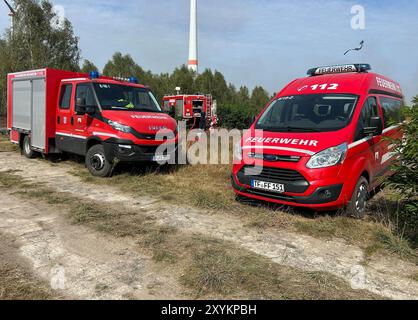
xmin=2 ymin=171 xmax=382 ymax=299
xmin=179 ymin=236 xmax=380 ymax=300
xmin=0 ymin=233 xmax=57 ymax=300
xmin=0 ymin=135 xmax=19 ymax=153
xmin=295 ymin=216 xmax=417 ymax=263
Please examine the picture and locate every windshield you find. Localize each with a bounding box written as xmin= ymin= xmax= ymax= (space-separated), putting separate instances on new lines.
xmin=93 ymin=83 xmax=162 ymax=112
xmin=255 ymin=94 xmax=359 ymax=132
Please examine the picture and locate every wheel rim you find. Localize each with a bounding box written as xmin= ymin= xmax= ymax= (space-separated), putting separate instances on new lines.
xmin=90 ymin=153 xmax=105 ymax=171
xmin=355 ymin=183 xmax=368 ymax=214
xmin=24 ymin=138 xmax=31 ymax=155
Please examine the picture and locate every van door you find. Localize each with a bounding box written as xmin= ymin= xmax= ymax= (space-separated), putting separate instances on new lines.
xmin=73 ymin=83 xmax=93 ymax=134
xmin=67 ymin=83 xmax=97 ymax=155
xmin=378 ymin=96 xmax=404 ymax=177
xmin=353 ymin=96 xmax=382 ymax=185
xmin=56 ymin=83 xmax=73 ymax=151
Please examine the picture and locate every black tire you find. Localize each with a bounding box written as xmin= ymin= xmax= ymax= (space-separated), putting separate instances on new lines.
xmin=85 ymin=144 xmax=113 ymax=177
xmin=22 ymin=135 xmax=37 ymax=159
xmin=345 ymin=176 xmax=369 ymax=219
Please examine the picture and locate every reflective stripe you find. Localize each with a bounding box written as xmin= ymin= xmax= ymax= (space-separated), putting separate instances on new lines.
xmin=56 ymin=132 xmax=86 ymax=140
xmin=61 ymin=78 xmax=88 ymax=82
xmin=348 ymin=137 xmax=373 ymax=149
xmin=92 ymin=132 xmax=119 ymax=138
xmin=382 ymin=124 xmax=401 ymax=134
xmin=381 ymin=152 xmax=396 ymax=164
xmin=242 ymin=146 xmax=315 ymax=156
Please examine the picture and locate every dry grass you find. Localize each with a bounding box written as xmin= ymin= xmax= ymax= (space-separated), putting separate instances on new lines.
xmin=295 ymin=216 xmax=416 ymax=263
xmin=70 ymin=161 xmax=417 ymax=263
xmin=0 ymin=171 xmax=383 ymax=299
xmin=0 ymin=233 xmax=57 ymax=300
xmin=0 ymin=135 xmax=19 ymax=153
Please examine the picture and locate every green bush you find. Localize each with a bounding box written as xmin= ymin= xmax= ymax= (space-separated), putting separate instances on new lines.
xmin=388 ymin=98 xmax=418 ymax=246
xmin=217 ymin=104 xmax=256 ymax=129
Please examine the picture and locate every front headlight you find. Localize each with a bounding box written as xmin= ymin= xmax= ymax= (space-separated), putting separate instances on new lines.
xmin=233 ymin=143 xmax=243 ymax=161
xmin=306 ymin=143 xmax=348 ymax=169
xmin=108 ymin=120 xmax=131 ymax=133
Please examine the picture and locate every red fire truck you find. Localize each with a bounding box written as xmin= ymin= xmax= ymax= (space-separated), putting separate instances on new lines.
xmin=232 ymin=64 xmax=404 ymax=217
xmin=7 ymin=68 xmax=178 ymax=177
xmin=162 ymin=93 xmax=214 ymax=129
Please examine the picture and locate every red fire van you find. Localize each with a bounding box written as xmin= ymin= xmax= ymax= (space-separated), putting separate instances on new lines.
xmin=7 ymin=69 xmax=178 ymax=177
xmin=232 ymin=64 xmax=404 ymax=217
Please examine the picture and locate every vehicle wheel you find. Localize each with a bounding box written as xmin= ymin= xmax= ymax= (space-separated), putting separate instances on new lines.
xmin=85 ymin=144 xmax=113 ymax=177
xmin=346 ymin=176 xmax=369 ymax=219
xmin=22 ymin=135 xmax=37 ymax=159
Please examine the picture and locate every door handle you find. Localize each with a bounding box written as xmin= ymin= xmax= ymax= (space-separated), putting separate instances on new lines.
xmin=71 ymin=117 xmax=74 ymax=125
xmin=57 ymin=116 xmax=60 ymax=124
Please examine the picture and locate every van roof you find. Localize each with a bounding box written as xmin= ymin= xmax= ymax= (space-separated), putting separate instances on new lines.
xmin=279 ymin=72 xmax=403 ymax=99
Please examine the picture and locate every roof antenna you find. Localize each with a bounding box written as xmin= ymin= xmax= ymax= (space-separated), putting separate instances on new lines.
xmin=344 ymin=40 xmax=364 ymax=55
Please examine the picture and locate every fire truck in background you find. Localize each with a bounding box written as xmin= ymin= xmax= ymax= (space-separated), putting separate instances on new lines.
xmin=7 ymin=68 xmax=178 ymax=177
xmin=162 ymin=89 xmax=217 ymax=129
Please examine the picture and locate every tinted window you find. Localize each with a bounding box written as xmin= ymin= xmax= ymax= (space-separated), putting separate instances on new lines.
xmin=255 ymin=94 xmax=358 ymax=132
xmin=380 ymin=97 xmax=403 ymax=127
xmin=59 ymin=84 xmax=72 ymax=109
xmin=354 ymin=97 xmax=379 ymax=141
xmin=76 ymin=84 xmax=97 ymax=107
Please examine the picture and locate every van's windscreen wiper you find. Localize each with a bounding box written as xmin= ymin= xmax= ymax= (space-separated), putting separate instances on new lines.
xmin=258 ymin=126 xmax=320 ymax=132
xmin=284 ymin=126 xmax=321 ymax=132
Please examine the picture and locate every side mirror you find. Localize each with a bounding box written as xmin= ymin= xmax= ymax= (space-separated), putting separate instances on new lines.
xmin=363 ymin=116 xmax=383 ymax=136
xmin=75 ymin=98 xmax=95 ymax=115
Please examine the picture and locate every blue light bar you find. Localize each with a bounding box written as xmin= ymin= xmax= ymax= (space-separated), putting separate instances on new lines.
xmin=129 ymin=77 xmax=138 ymax=84
xmin=89 ymin=71 xmax=100 ymax=79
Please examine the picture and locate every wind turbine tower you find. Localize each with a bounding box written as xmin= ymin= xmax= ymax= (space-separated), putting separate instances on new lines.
xmin=188 ymin=0 xmax=198 ymax=73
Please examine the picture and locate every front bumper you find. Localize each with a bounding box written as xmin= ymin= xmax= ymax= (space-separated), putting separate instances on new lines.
xmin=231 ymin=175 xmax=343 ymax=206
xmin=103 ymin=140 xmax=177 ymax=162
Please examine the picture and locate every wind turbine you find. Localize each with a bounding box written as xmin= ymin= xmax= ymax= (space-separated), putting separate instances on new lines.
xmin=188 ymin=0 xmax=198 ymax=73
xmin=3 ymin=0 xmax=16 ymax=31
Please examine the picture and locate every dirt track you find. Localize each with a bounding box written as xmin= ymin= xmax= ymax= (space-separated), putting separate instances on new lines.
xmin=0 ymin=151 xmax=417 ymax=300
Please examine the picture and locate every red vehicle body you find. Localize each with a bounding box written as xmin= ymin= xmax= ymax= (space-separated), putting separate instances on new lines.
xmin=7 ymin=68 xmax=178 ymax=177
xmin=162 ymin=94 xmax=213 ymax=128
xmin=232 ymin=64 xmax=404 ymax=216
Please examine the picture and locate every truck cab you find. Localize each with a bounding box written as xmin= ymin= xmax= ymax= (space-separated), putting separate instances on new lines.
xmin=231 ymin=64 xmax=404 ymax=217
xmin=7 ymin=69 xmax=178 ymax=177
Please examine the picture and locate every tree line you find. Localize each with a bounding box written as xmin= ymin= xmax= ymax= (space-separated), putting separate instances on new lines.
xmin=0 ymin=0 xmax=270 ymax=129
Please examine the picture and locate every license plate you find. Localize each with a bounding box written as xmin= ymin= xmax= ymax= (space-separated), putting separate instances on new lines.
xmin=251 ymin=180 xmax=285 ymax=193
xmin=153 ymin=154 xmax=171 ymax=162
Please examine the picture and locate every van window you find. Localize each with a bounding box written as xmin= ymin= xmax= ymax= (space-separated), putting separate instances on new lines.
xmin=76 ymin=84 xmax=97 ymax=107
xmin=255 ymin=94 xmax=358 ymax=132
xmin=354 ymin=97 xmax=379 ymax=141
xmin=380 ymin=97 xmax=403 ymax=127
xmin=59 ymin=84 xmax=72 ymax=109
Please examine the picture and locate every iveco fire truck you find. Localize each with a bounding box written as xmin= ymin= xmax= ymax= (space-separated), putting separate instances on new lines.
xmin=232 ymin=64 xmax=404 ymax=217
xmin=7 ymin=68 xmax=178 ymax=177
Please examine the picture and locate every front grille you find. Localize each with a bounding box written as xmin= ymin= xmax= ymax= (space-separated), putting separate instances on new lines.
xmin=248 ymin=153 xmax=301 ymax=163
xmin=240 ymin=166 xmax=306 ymax=182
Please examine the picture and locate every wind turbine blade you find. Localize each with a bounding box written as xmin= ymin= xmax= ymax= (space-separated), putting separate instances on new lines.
xmin=3 ymin=0 xmax=16 ymax=14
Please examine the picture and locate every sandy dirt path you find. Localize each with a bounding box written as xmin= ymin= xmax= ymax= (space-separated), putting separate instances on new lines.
xmin=0 ymin=152 xmax=417 ymax=300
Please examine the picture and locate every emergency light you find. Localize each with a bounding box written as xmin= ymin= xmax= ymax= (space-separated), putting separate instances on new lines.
xmin=89 ymin=71 xmax=100 ymax=79
xmin=129 ymin=77 xmax=138 ymax=84
xmin=307 ymin=64 xmax=371 ymax=76
xmin=111 ymin=76 xmax=138 ymax=84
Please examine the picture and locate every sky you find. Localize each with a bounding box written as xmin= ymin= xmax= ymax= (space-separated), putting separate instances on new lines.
xmin=0 ymin=0 xmax=417 ymax=102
